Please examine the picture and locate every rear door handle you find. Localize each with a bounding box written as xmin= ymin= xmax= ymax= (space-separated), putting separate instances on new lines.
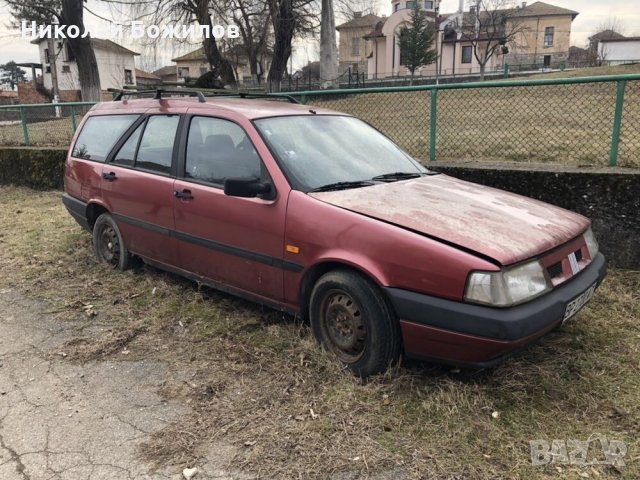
xmin=174 ymin=189 xmax=194 ymax=200
xmin=102 ymin=172 xmax=117 ymax=181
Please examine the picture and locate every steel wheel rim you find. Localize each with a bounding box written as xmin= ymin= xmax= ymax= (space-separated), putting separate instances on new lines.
xmin=98 ymin=224 xmax=120 ymax=266
xmin=320 ymin=289 xmax=366 ymax=363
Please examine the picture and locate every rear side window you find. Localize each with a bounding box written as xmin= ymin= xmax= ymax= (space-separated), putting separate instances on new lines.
xmin=72 ymin=115 xmax=139 ymax=162
xmin=136 ymin=115 xmax=180 ymax=174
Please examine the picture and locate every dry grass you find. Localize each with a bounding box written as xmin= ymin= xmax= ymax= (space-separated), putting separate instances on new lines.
xmin=308 ymin=78 xmax=640 ymax=168
xmin=513 ymin=64 xmax=640 ymax=80
xmin=0 ymin=185 xmax=638 ymax=479
xmin=0 ymin=117 xmax=77 ymax=147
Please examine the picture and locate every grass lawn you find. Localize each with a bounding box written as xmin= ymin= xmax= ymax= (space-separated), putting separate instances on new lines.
xmin=0 ymin=185 xmax=638 ymax=479
xmin=307 ymin=78 xmax=640 ymax=168
xmin=0 ymin=116 xmax=77 ymax=147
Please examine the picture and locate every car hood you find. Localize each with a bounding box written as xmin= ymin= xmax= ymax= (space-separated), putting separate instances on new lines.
xmin=308 ymin=175 xmax=590 ymax=265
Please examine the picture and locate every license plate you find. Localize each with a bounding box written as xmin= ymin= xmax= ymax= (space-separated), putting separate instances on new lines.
xmin=563 ymin=283 xmax=597 ymax=322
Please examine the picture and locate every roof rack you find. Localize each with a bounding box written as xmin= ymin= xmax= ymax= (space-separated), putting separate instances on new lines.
xmin=216 ymin=92 xmax=301 ymax=104
xmin=108 ymin=88 xmax=300 ymax=105
xmin=111 ymin=88 xmax=206 ymax=103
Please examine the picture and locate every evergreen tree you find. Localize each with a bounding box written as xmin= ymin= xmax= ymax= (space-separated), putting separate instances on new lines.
xmin=398 ymin=3 xmax=437 ymax=85
xmin=0 ymin=62 xmax=27 ymax=90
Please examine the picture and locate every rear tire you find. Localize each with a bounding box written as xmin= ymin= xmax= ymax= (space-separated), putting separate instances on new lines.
xmin=309 ymin=269 xmax=401 ymax=377
xmin=93 ymin=213 xmax=133 ymax=271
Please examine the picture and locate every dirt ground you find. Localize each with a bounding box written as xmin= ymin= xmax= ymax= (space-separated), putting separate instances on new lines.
xmin=0 ymin=186 xmax=638 ymax=479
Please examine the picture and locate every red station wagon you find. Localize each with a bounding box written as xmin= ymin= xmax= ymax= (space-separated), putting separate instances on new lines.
xmin=63 ymin=90 xmax=607 ymax=377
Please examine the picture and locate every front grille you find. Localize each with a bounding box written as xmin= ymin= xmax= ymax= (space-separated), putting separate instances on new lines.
xmin=547 ymin=262 xmax=563 ymax=279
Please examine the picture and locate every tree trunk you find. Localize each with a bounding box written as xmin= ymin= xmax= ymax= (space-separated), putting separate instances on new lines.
xmin=194 ymin=0 xmax=236 ymax=88
xmin=320 ymin=0 xmax=338 ymax=87
xmin=60 ymin=0 xmax=101 ymax=101
xmin=267 ymin=0 xmax=295 ymax=92
xmin=479 ymin=62 xmax=486 ymax=80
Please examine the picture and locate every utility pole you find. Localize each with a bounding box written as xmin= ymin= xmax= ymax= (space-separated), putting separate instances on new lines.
xmin=435 ymin=0 xmax=440 ymax=84
xmin=46 ymin=37 xmax=60 ymax=98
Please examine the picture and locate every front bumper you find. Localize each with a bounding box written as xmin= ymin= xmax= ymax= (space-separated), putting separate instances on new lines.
xmin=386 ymin=253 xmax=608 ymax=367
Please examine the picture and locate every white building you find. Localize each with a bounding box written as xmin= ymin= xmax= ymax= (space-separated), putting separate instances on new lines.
xmin=598 ymin=37 xmax=640 ymax=65
xmin=32 ymin=38 xmax=139 ymax=97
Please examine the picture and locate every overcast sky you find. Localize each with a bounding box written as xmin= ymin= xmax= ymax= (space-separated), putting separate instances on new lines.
xmin=1 ymin=0 xmax=639 ymax=74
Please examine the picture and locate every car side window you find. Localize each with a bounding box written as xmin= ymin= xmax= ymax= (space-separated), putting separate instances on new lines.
xmin=185 ymin=116 xmax=261 ymax=185
xmin=112 ymin=123 xmax=144 ymax=167
xmin=135 ymin=115 xmax=180 ymax=174
xmin=72 ymin=115 xmax=139 ymax=162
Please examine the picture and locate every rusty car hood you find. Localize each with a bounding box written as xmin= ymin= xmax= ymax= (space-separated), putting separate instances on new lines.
xmin=308 ymin=175 xmax=590 ymax=265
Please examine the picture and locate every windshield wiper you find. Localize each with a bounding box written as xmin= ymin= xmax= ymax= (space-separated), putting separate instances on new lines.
xmin=371 ymin=172 xmax=425 ymax=182
xmin=308 ymin=180 xmax=376 ymax=193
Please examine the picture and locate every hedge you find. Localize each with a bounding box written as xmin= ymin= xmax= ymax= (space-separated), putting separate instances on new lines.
xmin=0 ymin=148 xmax=67 ymax=190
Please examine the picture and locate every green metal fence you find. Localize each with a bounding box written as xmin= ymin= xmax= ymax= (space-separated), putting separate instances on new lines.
xmin=0 ymin=74 xmax=638 ymax=167
xmin=0 ymin=102 xmax=96 ymax=148
xmin=283 ymin=74 xmax=640 ymax=167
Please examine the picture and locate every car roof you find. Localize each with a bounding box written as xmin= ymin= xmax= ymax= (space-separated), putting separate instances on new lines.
xmin=90 ymin=97 xmax=343 ymax=120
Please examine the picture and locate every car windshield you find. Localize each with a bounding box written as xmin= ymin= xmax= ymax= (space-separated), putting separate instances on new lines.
xmin=253 ymin=115 xmax=428 ymax=191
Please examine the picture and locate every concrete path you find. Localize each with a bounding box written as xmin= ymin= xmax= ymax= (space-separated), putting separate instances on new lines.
xmin=0 ymin=289 xmax=235 ymax=480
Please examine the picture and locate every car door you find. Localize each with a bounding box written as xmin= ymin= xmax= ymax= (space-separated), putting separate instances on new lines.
xmin=101 ymin=112 xmax=182 ymax=266
xmin=172 ymin=113 xmax=288 ymax=302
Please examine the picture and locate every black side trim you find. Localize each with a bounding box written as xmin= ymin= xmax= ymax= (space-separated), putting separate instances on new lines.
xmin=62 ymin=193 xmax=90 ymax=231
xmin=386 ymin=253 xmax=607 ymax=341
xmin=142 ymin=257 xmax=298 ymax=315
xmin=112 ymin=212 xmax=304 ymax=273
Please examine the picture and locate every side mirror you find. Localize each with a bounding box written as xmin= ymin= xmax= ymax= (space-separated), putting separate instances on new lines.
xmin=224 ymin=177 xmax=272 ymax=198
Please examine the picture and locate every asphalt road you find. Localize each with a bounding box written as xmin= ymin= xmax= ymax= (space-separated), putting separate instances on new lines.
xmin=0 ymin=288 xmax=237 ymax=480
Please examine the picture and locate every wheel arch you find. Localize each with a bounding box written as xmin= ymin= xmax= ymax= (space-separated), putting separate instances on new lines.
xmin=86 ymin=202 xmax=110 ymax=230
xmin=298 ymin=259 xmax=392 ymax=322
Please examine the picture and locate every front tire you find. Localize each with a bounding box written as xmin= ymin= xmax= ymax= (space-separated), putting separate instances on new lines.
xmin=309 ymin=269 xmax=401 ymax=377
xmin=93 ymin=213 xmax=132 ymax=271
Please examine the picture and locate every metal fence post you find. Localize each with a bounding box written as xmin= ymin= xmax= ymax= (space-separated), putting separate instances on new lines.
xmin=430 ymin=88 xmax=438 ymax=161
xmin=19 ymin=107 xmax=30 ymax=146
xmin=609 ymin=80 xmax=626 ymax=166
xmin=70 ymin=106 xmax=77 ymax=132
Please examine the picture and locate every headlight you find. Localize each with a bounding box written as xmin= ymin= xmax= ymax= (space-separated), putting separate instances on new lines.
xmin=465 ymin=260 xmax=551 ymax=307
xmin=583 ymin=228 xmax=599 ymax=259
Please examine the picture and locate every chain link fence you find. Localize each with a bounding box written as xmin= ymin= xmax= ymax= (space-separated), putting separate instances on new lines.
xmin=0 ymin=75 xmax=638 ymax=167
xmin=0 ymin=102 xmax=95 ymax=148
xmin=291 ymin=74 xmax=640 ymax=168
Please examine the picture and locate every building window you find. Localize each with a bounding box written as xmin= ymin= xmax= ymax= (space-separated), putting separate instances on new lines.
xmin=543 ymin=54 xmax=551 ymax=67
xmin=406 ymin=1 xmax=416 ymax=8
xmin=461 ymin=45 xmax=473 ymax=64
xmin=394 ymin=3 xmax=399 ymax=11
xmin=65 ymin=43 xmax=75 ymax=62
xmin=124 ymin=69 xmax=133 ymax=85
xmin=199 ymin=66 xmax=208 ymax=75
xmin=544 ymin=26 xmax=554 ymax=47
xmin=424 ymin=0 xmax=434 ymax=9
xmin=178 ymin=67 xmax=189 ymax=78
xmin=351 ymin=37 xmax=360 ymax=56
xmin=62 ymin=65 xmax=70 ymax=73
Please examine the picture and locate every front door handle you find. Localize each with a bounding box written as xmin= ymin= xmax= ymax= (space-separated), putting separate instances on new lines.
xmin=102 ymin=172 xmax=117 ymax=181
xmin=174 ymin=189 xmax=194 ymax=200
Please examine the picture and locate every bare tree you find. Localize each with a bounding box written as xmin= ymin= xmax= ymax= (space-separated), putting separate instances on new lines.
xmin=6 ymin=0 xmax=102 ymax=100
xmin=334 ymin=0 xmax=381 ymax=22
xmin=320 ymin=0 xmax=338 ymax=86
xmin=588 ymin=18 xmax=626 ymax=66
xmin=109 ymin=0 xmax=237 ymax=87
xmin=211 ymin=0 xmax=273 ymax=85
xmin=456 ymin=0 xmax=526 ymax=80
xmin=266 ymin=0 xmax=316 ymax=92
